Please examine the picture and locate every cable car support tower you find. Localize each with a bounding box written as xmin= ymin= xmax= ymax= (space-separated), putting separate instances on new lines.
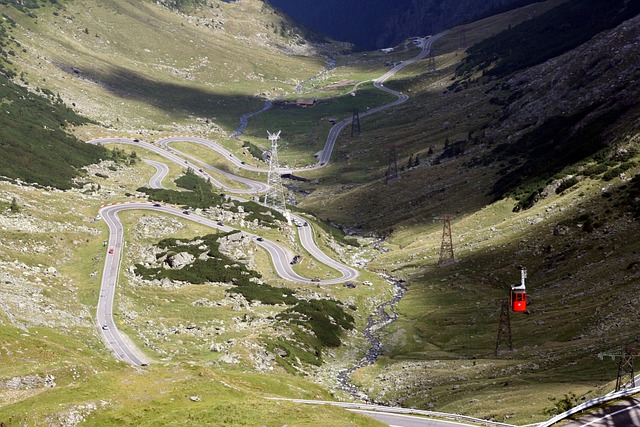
xmin=495 ymin=299 xmax=513 ymax=355
xmin=263 ymin=131 xmax=289 ymax=222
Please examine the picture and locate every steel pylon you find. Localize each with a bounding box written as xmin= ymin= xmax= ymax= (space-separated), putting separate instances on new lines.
xmin=263 ymin=131 xmax=288 ymax=220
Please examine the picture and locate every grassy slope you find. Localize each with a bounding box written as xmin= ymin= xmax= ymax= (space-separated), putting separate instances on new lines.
xmin=7 ymin=0 xmax=325 ymax=133
xmin=0 ymin=73 xmax=108 ymax=189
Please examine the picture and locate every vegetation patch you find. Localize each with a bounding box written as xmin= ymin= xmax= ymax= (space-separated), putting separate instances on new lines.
xmin=158 ymin=0 xmax=207 ymax=12
xmin=138 ymin=168 xmax=221 ymax=209
xmin=457 ymin=0 xmax=640 ymax=78
xmin=133 ymin=233 xmax=261 ymax=285
xmin=311 ymin=216 xmax=360 ymax=247
xmin=491 ymin=106 xmax=630 ymax=208
xmin=555 ymin=177 xmax=578 ymax=194
xmin=278 ymin=299 xmax=354 ymax=348
xmin=227 ymin=199 xmax=287 ymax=224
xmin=134 ymin=233 xmax=355 ymax=370
xmin=138 ymin=169 xmax=285 ymax=225
xmin=267 ymin=299 xmax=355 ymax=371
xmin=620 ymin=174 xmax=640 ymax=218
xmin=0 ymin=73 xmax=106 ymax=189
xmin=557 ymin=212 xmax=602 ymax=233
xmin=242 ymin=140 xmax=264 ymax=161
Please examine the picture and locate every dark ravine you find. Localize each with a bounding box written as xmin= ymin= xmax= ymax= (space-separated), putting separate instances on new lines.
xmin=267 ymin=0 xmax=542 ymax=50
xmin=336 ymin=274 xmax=408 ymax=402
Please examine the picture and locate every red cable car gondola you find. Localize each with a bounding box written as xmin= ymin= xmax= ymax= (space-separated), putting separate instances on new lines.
xmin=510 ymin=267 xmax=527 ymax=312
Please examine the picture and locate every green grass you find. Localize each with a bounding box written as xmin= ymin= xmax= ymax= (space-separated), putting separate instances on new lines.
xmin=0 ymin=365 xmax=384 ymax=426
xmin=243 ymin=83 xmax=398 ymax=167
xmin=2 ymin=0 xmax=327 ymax=132
xmin=127 ymin=229 xmax=355 ymax=370
xmin=137 ymin=168 xmax=286 ymax=225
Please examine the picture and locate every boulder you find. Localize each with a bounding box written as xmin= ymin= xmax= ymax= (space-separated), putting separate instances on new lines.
xmin=164 ymin=252 xmax=195 ymax=269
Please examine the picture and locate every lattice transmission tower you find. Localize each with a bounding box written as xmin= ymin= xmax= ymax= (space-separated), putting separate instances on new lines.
xmin=616 ymin=348 xmax=636 ymax=391
xmin=598 ymin=344 xmax=639 ymax=391
xmin=438 ymin=214 xmax=456 ymax=265
xmin=426 ymin=48 xmax=437 ymax=73
xmin=263 ymin=131 xmax=289 ymax=221
xmin=386 ymin=146 xmax=399 ymax=183
xmin=351 ymin=109 xmax=361 ymax=137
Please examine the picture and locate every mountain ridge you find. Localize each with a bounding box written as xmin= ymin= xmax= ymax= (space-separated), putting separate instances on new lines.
xmin=266 ymin=0 xmax=546 ymax=49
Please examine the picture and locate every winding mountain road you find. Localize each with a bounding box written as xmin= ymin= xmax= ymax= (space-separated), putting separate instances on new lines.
xmin=92 ymin=34 xmax=446 ymax=366
xmin=91 ymin=30 xmax=442 ymax=368
xmin=96 ymin=201 xmax=359 ymax=365
xmin=142 ymin=159 xmax=169 ymax=189
xmin=91 ymin=137 xmax=266 ymax=193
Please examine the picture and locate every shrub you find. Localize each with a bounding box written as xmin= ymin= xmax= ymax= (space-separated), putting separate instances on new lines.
xmin=277 ymin=299 xmax=354 ymax=348
xmin=242 ymin=140 xmax=264 ymax=161
xmin=0 ymin=71 xmax=103 ymax=189
xmin=555 ymin=177 xmax=579 ymax=194
xmin=603 ymin=167 xmax=622 ymax=181
xmin=134 ymin=233 xmax=261 ymax=285
xmin=582 ymin=164 xmax=608 ymax=177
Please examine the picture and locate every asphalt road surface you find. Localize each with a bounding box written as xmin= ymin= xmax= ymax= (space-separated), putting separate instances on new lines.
xmin=90 ymin=137 xmax=266 ymax=193
xmin=142 ymin=159 xmax=169 ymax=189
xmin=560 ymin=398 xmax=640 ymax=427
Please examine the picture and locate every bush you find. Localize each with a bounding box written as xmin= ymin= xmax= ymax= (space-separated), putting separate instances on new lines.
xmin=0 ymin=72 xmax=103 ymax=189
xmin=138 ymin=169 xmax=222 ymax=209
xmin=277 ymin=299 xmax=354 ymax=348
xmin=134 ymin=233 xmax=261 ymax=285
xmin=242 ymin=140 xmax=264 ymax=161
xmin=555 ymin=177 xmax=579 ymax=194
xmin=545 ymin=392 xmax=579 ymax=416
xmin=603 ymin=167 xmax=622 ymax=181
xmin=582 ymin=164 xmax=608 ymax=177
